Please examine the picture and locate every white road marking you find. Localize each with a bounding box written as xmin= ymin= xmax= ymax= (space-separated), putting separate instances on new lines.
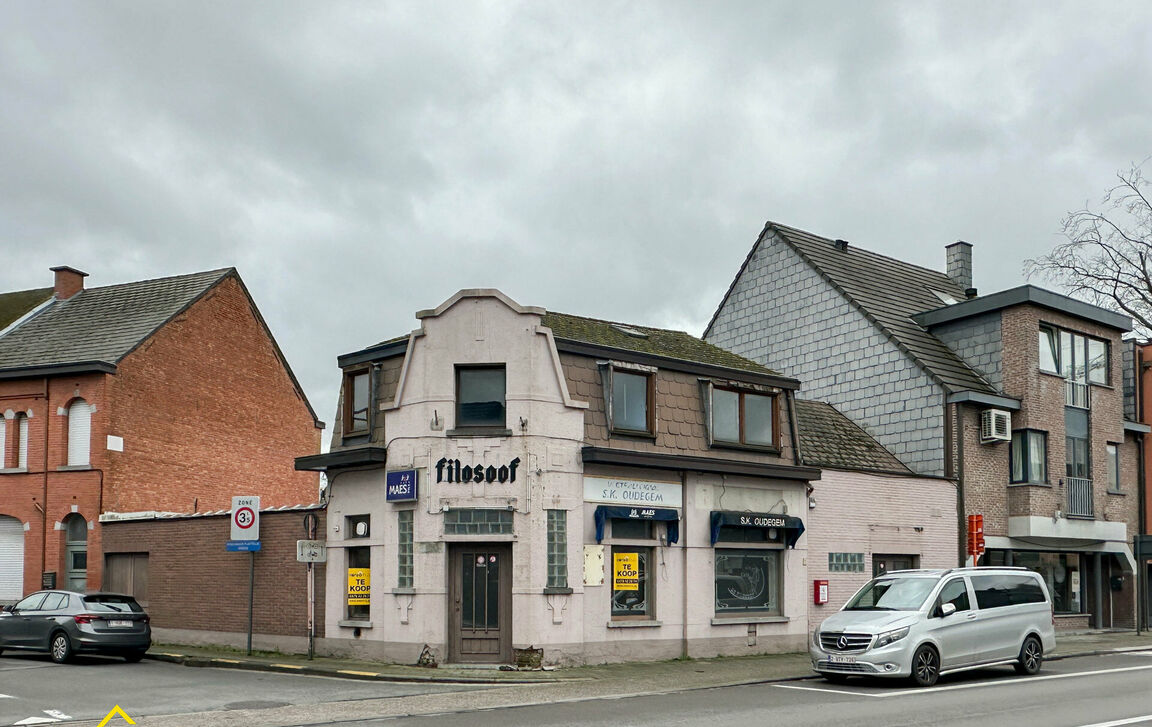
xmin=1120 ymin=651 xmax=1152 ymax=657
xmin=12 ymin=718 xmax=59 ymax=725
xmin=1072 ymin=715 xmax=1152 ymax=727
xmin=774 ymin=663 xmax=1152 ymax=700
xmin=0 ymin=695 xmax=14 ymax=699
xmin=41 ymin=711 xmax=70 ymax=720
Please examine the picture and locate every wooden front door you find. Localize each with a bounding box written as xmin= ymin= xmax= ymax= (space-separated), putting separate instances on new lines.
xmin=449 ymin=544 xmax=512 ymax=663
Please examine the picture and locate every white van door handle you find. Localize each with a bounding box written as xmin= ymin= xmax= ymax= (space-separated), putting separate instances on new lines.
xmin=965 ymin=613 xmax=977 ymax=621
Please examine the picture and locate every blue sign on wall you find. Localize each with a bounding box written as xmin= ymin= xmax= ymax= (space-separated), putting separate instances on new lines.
xmin=386 ymin=469 xmax=418 ymax=502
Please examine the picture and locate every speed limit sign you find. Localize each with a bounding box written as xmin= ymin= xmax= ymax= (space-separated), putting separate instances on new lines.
xmin=230 ymin=495 xmax=261 ymax=542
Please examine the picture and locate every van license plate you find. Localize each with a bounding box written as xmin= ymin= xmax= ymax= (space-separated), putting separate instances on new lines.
xmin=828 ymin=655 xmax=856 ymax=665
xmin=109 ymin=620 xmax=132 ymax=628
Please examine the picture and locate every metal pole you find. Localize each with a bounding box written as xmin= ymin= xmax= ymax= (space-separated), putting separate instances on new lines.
xmin=247 ymin=550 xmax=255 ymax=656
xmin=308 ymin=561 xmax=315 ymax=660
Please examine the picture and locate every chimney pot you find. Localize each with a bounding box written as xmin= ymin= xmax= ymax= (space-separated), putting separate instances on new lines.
xmin=50 ymin=266 xmax=88 ymax=300
xmin=965 ymin=288 xmax=978 ymax=299
xmin=945 ymin=241 xmax=973 ymax=291
xmin=834 ymin=239 xmax=849 ymax=251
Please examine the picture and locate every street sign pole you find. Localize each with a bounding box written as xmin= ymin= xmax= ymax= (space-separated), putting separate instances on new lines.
xmin=248 ymin=550 xmax=255 ymax=656
xmin=307 ymin=561 xmax=315 ymax=660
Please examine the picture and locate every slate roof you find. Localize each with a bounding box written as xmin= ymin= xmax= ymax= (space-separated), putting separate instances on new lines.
xmin=0 ymin=269 xmax=232 ymax=372
xmin=795 ymin=399 xmax=911 ymax=473
xmin=0 ymin=287 xmax=52 ymax=332
xmin=541 ymin=311 xmax=779 ymax=375
xmin=712 ymin=221 xmax=996 ymax=395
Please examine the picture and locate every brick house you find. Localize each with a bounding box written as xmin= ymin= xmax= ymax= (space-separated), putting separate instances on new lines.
xmin=795 ymin=400 xmax=958 ymax=628
xmin=296 ymin=289 xmax=820 ymax=665
xmin=705 ymin=222 xmax=1146 ymax=629
xmin=0 ymin=266 xmax=323 ymax=602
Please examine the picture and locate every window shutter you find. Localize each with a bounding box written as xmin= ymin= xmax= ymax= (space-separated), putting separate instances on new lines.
xmin=67 ymin=400 xmax=92 ymax=466
xmin=0 ymin=515 xmax=24 ymax=601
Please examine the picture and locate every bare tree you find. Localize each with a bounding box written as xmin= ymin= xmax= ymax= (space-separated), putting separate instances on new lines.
xmin=1026 ymin=162 xmax=1152 ymax=334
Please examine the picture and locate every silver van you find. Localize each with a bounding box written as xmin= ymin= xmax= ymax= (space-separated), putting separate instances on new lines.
xmin=811 ymin=567 xmax=1056 ymax=687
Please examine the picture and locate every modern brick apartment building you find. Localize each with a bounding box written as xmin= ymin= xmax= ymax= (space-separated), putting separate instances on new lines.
xmin=297 ymin=289 xmax=820 ymax=665
xmin=0 ymin=266 xmax=323 ymax=601
xmin=705 ymin=222 xmax=1146 ymax=630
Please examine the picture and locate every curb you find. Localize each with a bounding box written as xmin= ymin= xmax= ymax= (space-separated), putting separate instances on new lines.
xmin=145 ymin=652 xmax=575 ymax=685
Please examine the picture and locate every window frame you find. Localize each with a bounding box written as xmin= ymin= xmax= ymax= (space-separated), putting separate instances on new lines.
xmin=1107 ymin=443 xmax=1121 ymax=493
xmin=603 ymin=363 xmax=655 ymax=437
xmin=345 ymin=546 xmax=371 ymax=620
xmin=545 ymin=509 xmax=569 ymax=592
xmin=1065 ymin=407 xmax=1091 ymax=479
xmin=609 ymin=544 xmax=654 ymax=620
xmin=707 ymin=384 xmax=778 ymax=451
xmin=714 ymin=547 xmax=782 ymax=617
xmin=16 ymin=413 xmax=28 ymax=470
xmin=1043 ymin=325 xmax=1110 ymax=385
xmin=1009 ymin=429 xmax=1048 ymax=484
xmin=342 ymin=368 xmax=371 ymax=436
xmin=453 ymin=364 xmax=508 ymax=432
xmin=396 ymin=509 xmax=414 ymax=589
xmin=346 ymin=514 xmax=371 ymax=539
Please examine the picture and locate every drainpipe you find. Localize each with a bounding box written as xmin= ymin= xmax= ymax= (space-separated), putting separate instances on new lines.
xmin=41 ymin=377 xmax=50 ymax=583
xmin=953 ymin=403 xmax=968 ymax=566
xmin=785 ymin=390 xmax=802 ymax=466
xmin=681 ymin=470 xmax=689 ymax=661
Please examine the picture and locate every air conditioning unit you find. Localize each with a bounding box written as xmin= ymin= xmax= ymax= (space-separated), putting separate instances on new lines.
xmin=980 ymin=409 xmax=1011 ymax=443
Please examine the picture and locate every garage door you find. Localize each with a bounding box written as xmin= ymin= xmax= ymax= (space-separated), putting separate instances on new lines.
xmin=0 ymin=516 xmax=25 ymax=601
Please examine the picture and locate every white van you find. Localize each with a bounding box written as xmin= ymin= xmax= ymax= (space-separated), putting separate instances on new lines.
xmin=811 ymin=567 xmax=1056 ymax=687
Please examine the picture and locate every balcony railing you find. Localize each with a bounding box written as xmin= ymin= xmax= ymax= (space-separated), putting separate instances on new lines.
xmin=1066 ymin=477 xmax=1094 ymax=518
xmin=1065 ymin=380 xmax=1090 ymax=409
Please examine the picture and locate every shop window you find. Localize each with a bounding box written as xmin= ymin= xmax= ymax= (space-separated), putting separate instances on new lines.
xmin=346 ymin=546 xmax=371 ymax=620
xmin=1065 ymin=408 xmax=1090 ymax=478
xmin=347 ymin=514 xmax=370 ymax=539
xmin=397 ymin=510 xmax=413 ymax=588
xmin=1010 ymin=430 xmax=1047 ymax=484
xmin=343 ymin=370 xmax=370 ymax=435
xmin=546 ymin=510 xmax=567 ymax=589
xmin=602 ymin=363 xmax=654 ymax=435
xmin=709 ymin=386 xmax=776 ymax=449
xmin=715 ymin=548 xmax=780 ymax=615
xmin=828 ymin=552 xmax=865 ymax=573
xmin=444 ymin=508 xmax=513 ymax=535
xmin=1107 ymin=444 xmax=1121 ymax=493
xmin=1014 ymin=551 xmax=1081 ymax=614
xmin=455 ymin=365 xmax=506 ymax=429
xmin=611 ymin=546 xmax=652 ymax=619
xmin=1054 ymin=328 xmax=1109 ymax=385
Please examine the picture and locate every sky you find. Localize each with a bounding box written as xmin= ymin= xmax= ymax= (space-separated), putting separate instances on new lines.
xmin=2 ymin=1 xmax=1150 ymax=438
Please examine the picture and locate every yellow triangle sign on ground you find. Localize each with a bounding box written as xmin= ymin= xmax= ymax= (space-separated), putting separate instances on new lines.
xmin=97 ymin=706 xmax=135 ymax=726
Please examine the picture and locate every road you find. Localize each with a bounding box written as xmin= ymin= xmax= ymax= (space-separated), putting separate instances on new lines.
xmin=4 ymin=650 xmax=1152 ymax=726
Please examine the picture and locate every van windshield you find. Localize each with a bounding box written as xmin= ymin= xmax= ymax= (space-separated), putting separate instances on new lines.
xmin=844 ymin=577 xmax=937 ymax=611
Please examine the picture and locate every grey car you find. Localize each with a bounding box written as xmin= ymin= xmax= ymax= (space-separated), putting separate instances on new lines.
xmin=0 ymin=590 xmax=151 ymax=663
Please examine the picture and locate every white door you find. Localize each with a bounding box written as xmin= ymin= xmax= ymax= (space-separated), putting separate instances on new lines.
xmin=0 ymin=515 xmax=25 ymax=601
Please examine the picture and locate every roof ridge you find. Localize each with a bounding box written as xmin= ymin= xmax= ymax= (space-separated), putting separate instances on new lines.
xmin=545 ymin=310 xmax=689 ymax=336
xmin=768 ymin=221 xmax=958 ymax=283
xmin=81 ymin=267 xmax=234 ymax=294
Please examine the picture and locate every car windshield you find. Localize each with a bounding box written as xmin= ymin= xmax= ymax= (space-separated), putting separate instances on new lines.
xmin=82 ymin=595 xmax=143 ymax=613
xmin=844 ymin=577 xmax=937 ymax=611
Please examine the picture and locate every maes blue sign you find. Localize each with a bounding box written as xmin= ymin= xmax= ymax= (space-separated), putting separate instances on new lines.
xmin=386 ymin=469 xmax=418 ymax=502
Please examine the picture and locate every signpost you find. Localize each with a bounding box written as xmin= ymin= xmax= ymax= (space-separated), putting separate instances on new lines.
xmin=227 ymin=496 xmax=260 ymax=655
xmin=300 ymin=513 xmax=322 ymax=659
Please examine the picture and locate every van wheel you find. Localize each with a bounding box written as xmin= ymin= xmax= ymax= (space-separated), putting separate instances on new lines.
xmin=50 ymin=633 xmax=73 ymax=664
xmin=910 ymin=645 xmax=939 ymax=687
xmin=1015 ymin=636 xmax=1043 ymax=675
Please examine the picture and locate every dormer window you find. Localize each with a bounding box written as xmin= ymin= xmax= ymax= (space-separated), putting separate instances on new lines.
xmin=601 ymin=362 xmax=655 ymax=436
xmin=343 ymin=370 xmax=370 ymax=435
xmin=706 ymin=384 xmax=777 ymax=449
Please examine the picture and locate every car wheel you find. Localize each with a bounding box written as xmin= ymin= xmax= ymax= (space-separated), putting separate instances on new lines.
xmin=1015 ymin=635 xmax=1043 ymax=675
xmin=123 ymin=650 xmax=146 ymax=663
xmin=910 ymin=644 xmax=940 ymax=687
xmin=50 ymin=632 xmax=73 ymax=664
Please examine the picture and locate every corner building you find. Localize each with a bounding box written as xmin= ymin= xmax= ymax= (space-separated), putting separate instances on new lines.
xmin=297 ymin=290 xmax=819 ymax=665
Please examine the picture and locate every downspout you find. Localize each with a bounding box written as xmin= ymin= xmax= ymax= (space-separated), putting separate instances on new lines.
xmin=785 ymin=390 xmax=802 ymax=466
xmin=40 ymin=377 xmax=50 ymax=582
xmin=953 ymin=402 xmax=967 ymax=567
xmin=681 ymin=470 xmax=689 ymax=661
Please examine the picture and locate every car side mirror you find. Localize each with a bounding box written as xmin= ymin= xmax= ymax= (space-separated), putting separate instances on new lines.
xmin=939 ymin=602 xmax=956 ymax=618
xmin=1 ymin=604 xmax=13 ymax=613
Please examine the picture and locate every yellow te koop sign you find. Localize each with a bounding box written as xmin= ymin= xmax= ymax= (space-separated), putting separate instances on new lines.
xmin=613 ymin=552 xmax=639 ymax=590
xmin=347 ymin=568 xmax=370 ymax=605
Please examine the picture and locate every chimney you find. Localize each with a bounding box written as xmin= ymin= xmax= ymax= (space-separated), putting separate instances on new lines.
xmin=945 ymin=241 xmax=972 ymax=291
xmin=834 ymin=239 xmax=849 ymax=251
xmin=50 ymin=266 xmax=88 ymax=300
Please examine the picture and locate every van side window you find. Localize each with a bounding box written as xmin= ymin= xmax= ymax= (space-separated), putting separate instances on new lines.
xmin=937 ymin=578 xmax=970 ymax=613
xmin=971 ymin=574 xmax=1047 ymax=609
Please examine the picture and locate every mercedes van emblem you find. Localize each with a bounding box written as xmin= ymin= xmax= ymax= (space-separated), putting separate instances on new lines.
xmin=837 ymin=635 xmax=848 ymax=650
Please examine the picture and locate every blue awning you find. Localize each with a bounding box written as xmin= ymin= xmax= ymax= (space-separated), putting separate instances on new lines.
xmin=710 ymin=511 xmax=805 ymax=548
xmin=594 ymin=505 xmax=680 ymax=545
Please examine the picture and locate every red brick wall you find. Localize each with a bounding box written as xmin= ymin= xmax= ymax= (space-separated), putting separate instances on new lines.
xmin=106 ymin=274 xmax=321 ymax=514
xmin=0 ymin=373 xmax=110 ymax=594
xmin=100 ymin=509 xmax=326 ymax=638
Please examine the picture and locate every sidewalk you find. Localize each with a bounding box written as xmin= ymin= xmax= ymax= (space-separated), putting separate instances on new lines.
xmin=149 ymin=629 xmax=1152 ymax=690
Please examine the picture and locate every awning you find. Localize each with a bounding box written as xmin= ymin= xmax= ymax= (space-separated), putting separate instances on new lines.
xmin=594 ymin=505 xmax=680 ymax=545
xmin=710 ymin=511 xmax=805 ymax=548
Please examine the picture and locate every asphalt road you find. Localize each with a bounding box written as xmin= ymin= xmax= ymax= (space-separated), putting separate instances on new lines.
xmin=0 ymin=653 xmax=491 ymax=725
xmin=5 ymin=651 xmax=1152 ymax=726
